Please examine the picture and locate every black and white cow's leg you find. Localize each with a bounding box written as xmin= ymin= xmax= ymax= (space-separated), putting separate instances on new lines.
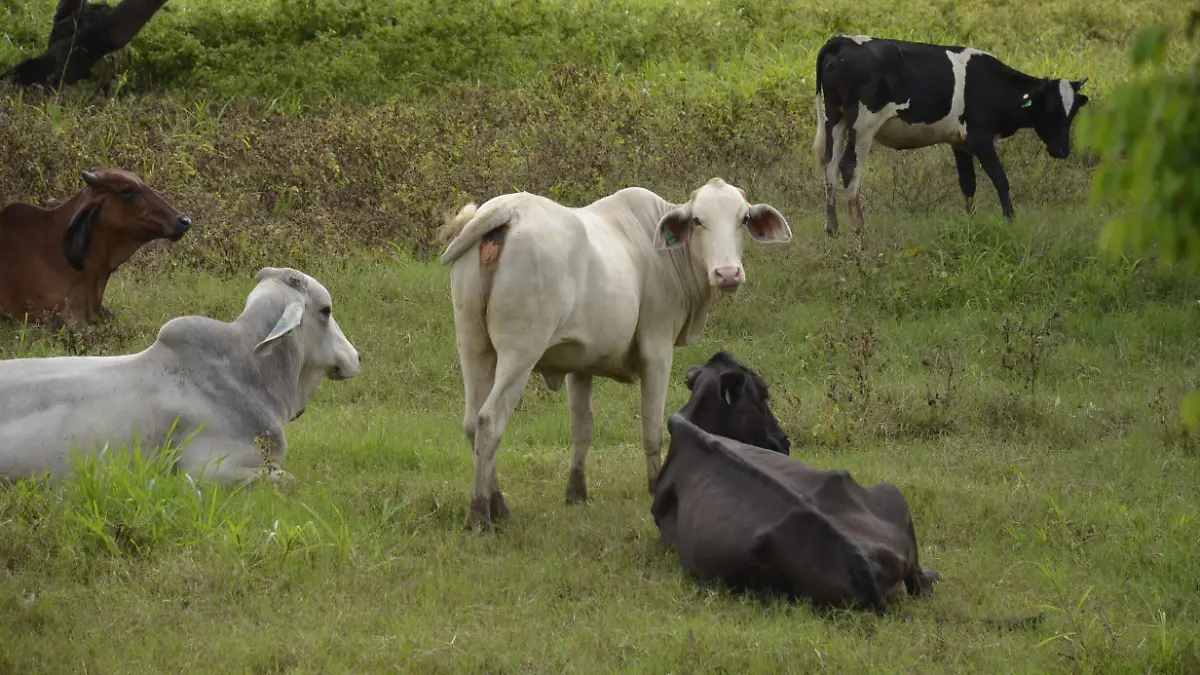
xmin=564 ymin=372 xmax=594 ymax=505
xmin=969 ymin=138 xmax=1014 ymax=219
xmin=952 ymin=146 xmax=978 ymax=215
xmin=822 ymin=117 xmax=848 ymax=237
xmin=844 ymin=111 xmax=878 ymax=236
xmin=839 ymin=125 xmax=858 ymax=189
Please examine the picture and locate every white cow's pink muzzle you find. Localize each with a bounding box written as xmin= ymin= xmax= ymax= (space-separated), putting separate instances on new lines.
xmin=711 ymin=265 xmax=745 ymax=289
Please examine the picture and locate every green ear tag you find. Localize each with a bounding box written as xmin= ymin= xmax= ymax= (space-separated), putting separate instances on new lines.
xmin=1020 ymin=95 xmax=1032 ymax=109
xmin=664 ymin=229 xmax=679 ymax=245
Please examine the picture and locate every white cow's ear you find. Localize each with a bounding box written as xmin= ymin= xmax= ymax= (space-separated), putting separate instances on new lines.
xmin=654 ymin=207 xmax=693 ymax=250
xmin=745 ymin=204 xmax=792 ymax=244
xmin=255 ymin=299 xmax=305 ymax=352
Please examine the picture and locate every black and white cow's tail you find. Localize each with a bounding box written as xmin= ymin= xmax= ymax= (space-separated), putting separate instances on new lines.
xmin=811 ymin=37 xmax=850 ymax=167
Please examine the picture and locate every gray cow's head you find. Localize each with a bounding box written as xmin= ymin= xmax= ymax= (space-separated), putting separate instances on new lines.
xmin=249 ymin=267 xmax=362 ymax=417
xmin=1027 ymin=77 xmax=1089 ymax=159
xmin=652 ymin=178 xmax=792 ymax=293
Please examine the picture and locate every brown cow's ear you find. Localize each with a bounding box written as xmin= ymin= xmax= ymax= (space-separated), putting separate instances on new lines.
xmin=654 ymin=206 xmax=693 ymax=250
xmin=745 ymin=204 xmax=792 ymax=244
xmin=63 ymin=202 xmax=100 ymax=271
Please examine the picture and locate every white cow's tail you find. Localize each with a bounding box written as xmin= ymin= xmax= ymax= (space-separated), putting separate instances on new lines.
xmin=439 ymin=201 xmax=515 ymax=266
xmin=438 ymin=202 xmax=477 ymax=246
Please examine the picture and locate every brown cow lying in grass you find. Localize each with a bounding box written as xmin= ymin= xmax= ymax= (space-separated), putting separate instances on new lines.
xmin=651 ymin=352 xmax=939 ymax=612
xmin=0 ymin=168 xmax=191 ymax=327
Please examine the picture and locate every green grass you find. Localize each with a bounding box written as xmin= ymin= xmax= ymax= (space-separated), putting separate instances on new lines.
xmin=3 ymin=211 xmax=1199 ymax=673
xmin=3 ymin=0 xmax=1200 ymax=671
xmin=2 ymin=0 xmax=1189 ymax=105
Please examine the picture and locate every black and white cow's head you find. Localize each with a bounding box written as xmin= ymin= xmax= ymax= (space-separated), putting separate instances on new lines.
xmin=678 ymin=350 xmax=791 ymax=455
xmin=1023 ymin=77 xmax=1089 ymax=159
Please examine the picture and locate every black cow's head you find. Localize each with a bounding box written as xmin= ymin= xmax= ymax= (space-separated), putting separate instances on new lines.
xmin=677 ymin=350 xmax=791 ymax=455
xmin=1026 ymin=77 xmax=1089 ymax=160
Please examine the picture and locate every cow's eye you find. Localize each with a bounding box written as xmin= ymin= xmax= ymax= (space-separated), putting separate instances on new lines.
xmin=742 ymin=213 xmax=751 ymax=225
xmin=119 ymin=187 xmax=139 ymax=202
xmin=692 ymin=217 xmax=703 ymax=228
xmin=320 ymin=306 xmax=332 ymax=318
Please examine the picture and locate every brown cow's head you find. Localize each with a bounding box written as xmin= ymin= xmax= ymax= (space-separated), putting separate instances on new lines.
xmin=63 ymin=168 xmax=192 ymax=271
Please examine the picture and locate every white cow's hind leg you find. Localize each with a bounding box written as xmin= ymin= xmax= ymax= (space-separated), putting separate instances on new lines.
xmin=564 ymin=372 xmax=594 ymax=505
xmin=467 ymin=350 xmax=539 ymax=530
xmin=639 ymin=353 xmax=673 ymax=493
xmin=459 ymin=344 xmax=497 ymax=450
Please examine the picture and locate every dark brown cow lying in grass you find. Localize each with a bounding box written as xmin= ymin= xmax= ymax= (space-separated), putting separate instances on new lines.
xmin=679 ymin=350 xmax=791 ymax=455
xmin=0 ymin=168 xmax=191 ymax=327
xmin=651 ymin=354 xmax=938 ymax=612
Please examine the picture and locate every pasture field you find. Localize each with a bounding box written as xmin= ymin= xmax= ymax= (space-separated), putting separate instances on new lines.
xmin=2 ymin=0 xmax=1200 ymax=672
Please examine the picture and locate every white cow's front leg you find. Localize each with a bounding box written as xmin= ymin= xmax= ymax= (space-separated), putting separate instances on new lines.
xmin=176 ymin=432 xmax=290 ymax=487
xmin=564 ymin=372 xmax=594 ymax=504
xmin=639 ymin=353 xmax=672 ymax=494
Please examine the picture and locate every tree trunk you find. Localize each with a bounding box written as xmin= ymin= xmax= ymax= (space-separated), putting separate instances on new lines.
xmin=2 ymin=0 xmax=169 ymax=88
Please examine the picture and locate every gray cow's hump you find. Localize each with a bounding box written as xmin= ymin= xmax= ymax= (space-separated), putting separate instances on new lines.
xmin=154 ymin=315 xmax=245 ymax=354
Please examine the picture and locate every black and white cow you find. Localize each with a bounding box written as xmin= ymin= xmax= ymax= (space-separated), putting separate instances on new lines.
xmin=812 ymin=34 xmax=1090 ymax=235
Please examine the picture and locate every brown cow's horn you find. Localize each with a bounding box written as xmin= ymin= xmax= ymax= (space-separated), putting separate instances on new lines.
xmin=81 ymin=171 xmax=100 ymax=187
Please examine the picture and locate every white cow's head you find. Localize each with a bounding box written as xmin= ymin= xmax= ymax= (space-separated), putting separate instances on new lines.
xmin=249 ymin=267 xmax=362 ymax=417
xmin=652 ymin=178 xmax=791 ymax=293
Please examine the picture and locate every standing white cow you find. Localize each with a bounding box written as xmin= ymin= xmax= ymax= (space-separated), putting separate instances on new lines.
xmin=0 ymin=267 xmax=361 ymax=485
xmin=438 ymin=178 xmax=792 ymax=530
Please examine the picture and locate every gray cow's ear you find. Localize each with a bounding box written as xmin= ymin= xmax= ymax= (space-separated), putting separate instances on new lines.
xmin=255 ymin=299 xmax=305 ymax=352
xmin=745 ymin=204 xmax=791 ymax=244
xmin=654 ymin=206 xmax=693 ymax=250
xmin=281 ymin=269 xmax=307 ymax=292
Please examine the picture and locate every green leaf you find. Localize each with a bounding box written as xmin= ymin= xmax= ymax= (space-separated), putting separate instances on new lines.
xmin=1181 ymin=391 xmax=1200 ymax=435
xmin=1130 ymin=24 xmax=1170 ymax=67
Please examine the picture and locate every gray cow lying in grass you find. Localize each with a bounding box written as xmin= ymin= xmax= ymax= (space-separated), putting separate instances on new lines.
xmin=652 ymin=353 xmax=938 ymax=612
xmin=0 ymin=267 xmax=361 ymax=486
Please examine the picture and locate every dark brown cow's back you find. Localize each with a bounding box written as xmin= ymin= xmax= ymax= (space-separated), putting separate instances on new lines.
xmin=651 ymin=413 xmax=936 ymax=611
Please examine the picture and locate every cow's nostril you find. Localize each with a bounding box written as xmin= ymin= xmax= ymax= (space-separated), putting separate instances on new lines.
xmin=178 ymin=215 xmax=191 ymax=228
xmin=714 ymin=265 xmax=745 ymax=286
